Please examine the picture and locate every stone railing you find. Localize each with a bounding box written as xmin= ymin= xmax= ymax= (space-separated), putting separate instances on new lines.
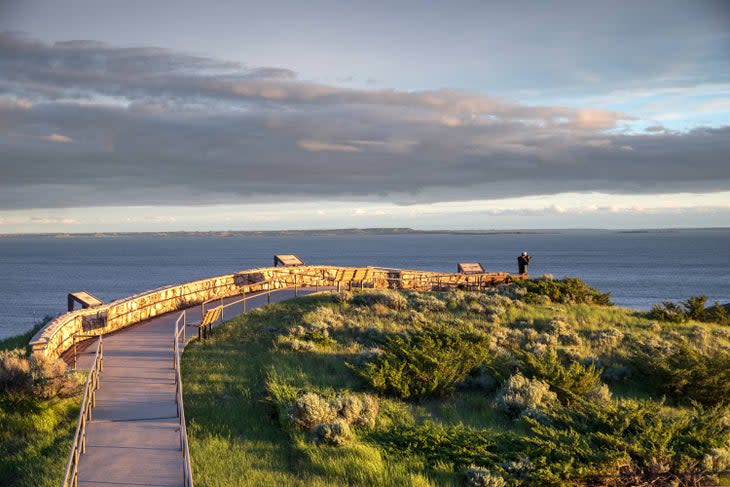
xmin=30 ymin=265 xmax=519 ymax=358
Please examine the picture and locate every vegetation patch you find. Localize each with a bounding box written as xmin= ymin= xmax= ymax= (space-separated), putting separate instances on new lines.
xmin=0 ymin=319 xmax=83 ymax=487
xmin=182 ymin=279 xmax=730 ymax=486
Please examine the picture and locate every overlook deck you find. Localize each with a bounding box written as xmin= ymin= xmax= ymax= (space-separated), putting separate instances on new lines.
xmin=73 ymin=289 xmax=312 ymax=487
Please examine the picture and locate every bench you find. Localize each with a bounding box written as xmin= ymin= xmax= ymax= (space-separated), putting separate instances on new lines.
xmin=191 ymin=307 xmax=222 ymax=339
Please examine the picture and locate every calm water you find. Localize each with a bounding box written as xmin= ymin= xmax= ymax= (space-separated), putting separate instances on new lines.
xmin=1 ymin=229 xmax=728 ymax=339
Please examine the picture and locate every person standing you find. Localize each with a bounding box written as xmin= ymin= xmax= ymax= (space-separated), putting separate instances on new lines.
xmin=517 ymin=251 xmax=531 ymax=275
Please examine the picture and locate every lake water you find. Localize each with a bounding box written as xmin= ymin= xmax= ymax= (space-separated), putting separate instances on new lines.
xmin=1 ymin=229 xmax=728 ymax=339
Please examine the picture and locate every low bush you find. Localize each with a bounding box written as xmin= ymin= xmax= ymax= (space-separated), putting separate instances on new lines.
xmin=373 ymin=421 xmax=503 ymax=469
xmin=408 ymin=292 xmax=447 ymax=312
xmin=648 ymin=295 xmax=730 ymax=326
xmin=629 ymin=341 xmax=730 ymax=406
xmin=464 ymin=465 xmax=507 ymax=487
xmin=518 ymin=350 xmax=611 ymax=403
xmin=520 ymin=277 xmax=612 ymax=306
xmin=351 ymin=290 xmax=407 ymax=310
xmin=649 ymin=301 xmax=688 ymax=323
xmin=0 ymin=349 xmax=32 ymax=394
xmin=705 ymin=302 xmax=729 ymax=326
xmin=348 ymin=327 xmax=491 ymax=399
xmin=313 ymin=420 xmax=352 ymax=446
xmin=494 ymin=373 xmax=557 ymax=418
xmin=30 ymin=352 xmax=78 ymax=399
xmin=335 ymin=394 xmax=380 ymax=428
xmin=523 ymin=398 xmax=730 ymax=486
xmin=291 ymin=392 xmax=338 ymax=430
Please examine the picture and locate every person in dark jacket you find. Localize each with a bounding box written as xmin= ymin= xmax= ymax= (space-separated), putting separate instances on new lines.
xmin=517 ymin=251 xmax=531 ymax=275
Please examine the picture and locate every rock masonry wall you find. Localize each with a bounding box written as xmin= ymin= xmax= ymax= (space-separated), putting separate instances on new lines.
xmin=30 ymin=265 xmax=516 ymax=358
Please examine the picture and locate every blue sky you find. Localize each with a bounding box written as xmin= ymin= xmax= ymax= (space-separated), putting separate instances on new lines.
xmin=0 ymin=0 xmax=728 ymax=233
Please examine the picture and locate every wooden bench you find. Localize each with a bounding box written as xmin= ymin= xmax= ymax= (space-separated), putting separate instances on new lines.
xmin=191 ymin=307 xmax=222 ymax=339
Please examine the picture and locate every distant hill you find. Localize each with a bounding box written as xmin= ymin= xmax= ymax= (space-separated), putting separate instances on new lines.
xmin=0 ymin=228 xmax=561 ymax=238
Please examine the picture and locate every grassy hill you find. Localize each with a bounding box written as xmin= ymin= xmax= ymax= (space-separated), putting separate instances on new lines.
xmin=182 ymin=280 xmax=730 ymax=486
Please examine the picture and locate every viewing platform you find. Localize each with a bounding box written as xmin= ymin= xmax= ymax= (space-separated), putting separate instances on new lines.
xmin=35 ymin=261 xmax=522 ymax=487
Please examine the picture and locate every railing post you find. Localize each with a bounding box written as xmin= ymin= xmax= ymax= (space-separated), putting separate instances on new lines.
xmin=243 ymin=290 xmax=247 ymax=314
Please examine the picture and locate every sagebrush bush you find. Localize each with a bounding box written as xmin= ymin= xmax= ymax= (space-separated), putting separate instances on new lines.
xmin=494 ymin=372 xmax=557 ymax=418
xmin=348 ymin=327 xmax=491 ymax=399
xmin=313 ymin=419 xmax=352 ymax=446
xmin=351 ymin=289 xmax=407 ymax=310
xmin=408 ymin=292 xmax=447 ymax=312
xmin=302 ymin=306 xmax=345 ymax=332
xmin=463 ymin=465 xmax=506 ymax=487
xmin=0 ymin=348 xmax=32 ymax=394
xmin=334 ymin=393 xmax=380 ymax=428
xmin=30 ymin=352 xmax=70 ymax=399
xmin=290 ymin=392 xmax=338 ymax=430
xmin=1 ymin=349 xmax=79 ymax=398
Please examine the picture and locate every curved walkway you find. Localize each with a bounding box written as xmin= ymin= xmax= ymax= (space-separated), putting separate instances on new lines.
xmin=74 ymin=289 xmax=311 ymax=487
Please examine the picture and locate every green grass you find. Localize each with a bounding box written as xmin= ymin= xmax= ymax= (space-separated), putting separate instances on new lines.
xmin=0 ymin=319 xmax=81 ymax=487
xmin=182 ymin=286 xmax=730 ymax=486
xmin=0 ymin=319 xmax=49 ymax=355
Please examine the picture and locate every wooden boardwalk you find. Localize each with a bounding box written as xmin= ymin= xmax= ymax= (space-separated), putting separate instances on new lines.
xmin=74 ymin=289 xmax=309 ymax=487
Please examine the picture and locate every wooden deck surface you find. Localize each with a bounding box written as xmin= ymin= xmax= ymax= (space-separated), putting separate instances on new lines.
xmin=74 ymin=289 xmax=310 ymax=487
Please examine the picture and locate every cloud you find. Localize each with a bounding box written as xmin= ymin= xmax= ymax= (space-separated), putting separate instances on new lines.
xmin=297 ymin=140 xmax=361 ymax=153
xmin=40 ymin=133 xmax=74 ymax=143
xmin=0 ymin=32 xmax=728 ymax=210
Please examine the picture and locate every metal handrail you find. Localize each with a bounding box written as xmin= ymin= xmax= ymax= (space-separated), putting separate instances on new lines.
xmin=62 ymin=336 xmax=103 ymax=487
xmin=174 ymin=312 xmax=194 ymax=487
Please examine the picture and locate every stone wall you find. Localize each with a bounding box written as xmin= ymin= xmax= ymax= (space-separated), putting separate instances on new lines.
xmin=30 ymin=265 xmax=518 ymax=358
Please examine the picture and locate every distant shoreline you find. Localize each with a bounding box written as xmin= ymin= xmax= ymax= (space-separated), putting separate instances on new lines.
xmin=0 ymin=227 xmax=728 ymax=238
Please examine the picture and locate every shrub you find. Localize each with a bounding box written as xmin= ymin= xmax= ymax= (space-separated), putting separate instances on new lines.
xmin=276 ymin=335 xmax=317 ymax=352
xmin=706 ymin=302 xmax=730 ymax=326
xmin=332 ymin=290 xmax=353 ymax=303
xmin=30 ymin=352 xmax=71 ymax=399
xmin=629 ymin=341 xmax=730 ymax=406
xmin=290 ymin=392 xmax=338 ymax=430
xmin=649 ymin=301 xmax=688 ymax=323
xmin=302 ymin=306 xmax=345 ymax=331
xmin=464 ymin=465 xmax=506 ymax=487
xmin=374 ymin=421 xmax=504 ymax=469
xmin=0 ymin=349 xmax=32 ymax=394
xmin=684 ymin=295 xmax=707 ymax=320
xmin=313 ymin=419 xmax=352 ymax=446
xmin=348 ymin=327 xmax=491 ymax=399
xmin=334 ymin=393 xmax=380 ymax=428
xmin=494 ymin=373 xmax=557 ymax=418
xmin=518 ymin=350 xmax=611 ymax=404
xmin=520 ymin=277 xmax=612 ymax=305
xmin=408 ymin=293 xmax=447 ymax=312
xmin=523 ymin=398 xmax=730 ymax=486
xmin=351 ymin=289 xmax=407 ymax=310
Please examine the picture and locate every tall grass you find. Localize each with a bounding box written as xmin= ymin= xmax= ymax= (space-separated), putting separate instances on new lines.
xmin=0 ymin=317 xmax=80 ymax=487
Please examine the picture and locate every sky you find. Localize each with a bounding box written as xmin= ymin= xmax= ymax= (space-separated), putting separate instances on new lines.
xmin=0 ymin=0 xmax=729 ymax=233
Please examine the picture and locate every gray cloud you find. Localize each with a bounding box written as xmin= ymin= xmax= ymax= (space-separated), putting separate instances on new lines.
xmin=0 ymin=32 xmax=729 ymax=210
